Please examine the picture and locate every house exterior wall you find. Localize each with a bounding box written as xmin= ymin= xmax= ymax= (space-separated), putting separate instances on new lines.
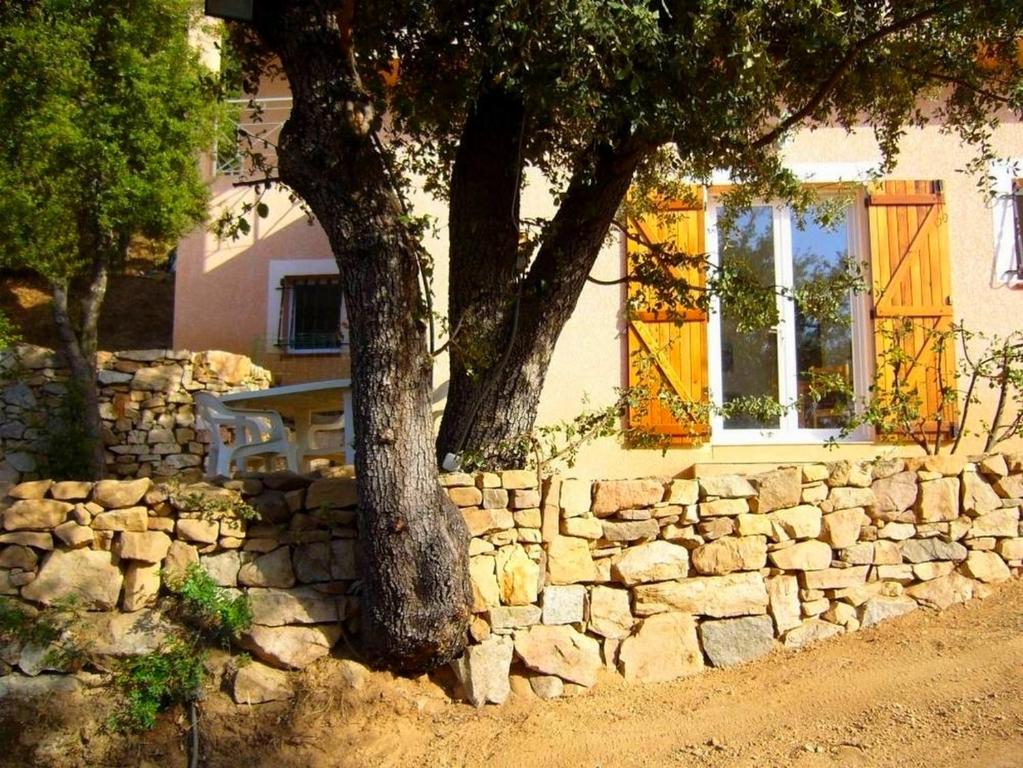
xmin=173 ymin=115 xmax=1023 ymax=478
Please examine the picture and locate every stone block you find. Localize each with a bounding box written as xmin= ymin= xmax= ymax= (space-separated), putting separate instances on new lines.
xmin=462 ymin=507 xmax=514 ymax=536
xmin=248 ymin=587 xmax=344 ymax=626
xmin=665 ymin=479 xmax=699 ymax=505
xmin=92 ymin=478 xmax=152 ymax=509
xmin=305 ymin=478 xmax=358 ymax=509
xmin=22 ymin=549 xmax=122 ymax=609
xmin=821 ymin=507 xmax=867 ymax=549
xmin=612 ymin=540 xmax=690 ymax=585
xmin=634 ymin=571 xmax=768 ymax=618
xmin=860 ymin=596 xmax=917 ymax=628
xmin=541 ymin=585 xmax=586 ymax=625
xmin=749 ymin=467 xmax=802 ymax=513
xmin=591 ymin=479 xmax=664 ymax=516
xmin=967 ymin=508 xmax=1018 ymax=538
xmin=961 ymin=550 xmax=1011 ymax=582
xmin=488 ymin=605 xmax=542 ymax=630
xmin=619 ymin=613 xmax=703 ymax=683
xmin=699 ymin=615 xmax=776 ymax=667
xmin=240 ymin=625 xmax=341 ymax=670
xmin=768 ymin=540 xmax=832 ymax=571
xmin=770 ymin=505 xmax=822 ymax=540
xmin=961 ymin=472 xmax=1002 ymax=514
xmin=905 ymin=573 xmax=976 ymax=609
xmin=559 ymin=479 xmax=593 ymax=516
xmin=92 ymin=507 xmax=148 ymax=532
xmin=501 ymin=470 xmax=538 ymax=490
xmin=767 ymin=575 xmax=801 ymax=634
xmin=201 ymin=550 xmax=242 ymax=587
xmin=3 ymin=499 xmax=73 ymax=531
xmin=561 ymin=516 xmax=603 ymax=539
xmin=118 ymin=531 xmax=172 ymax=563
xmin=514 ymin=625 xmax=601 ymax=687
xmin=8 ymin=480 xmax=52 ymax=500
xmin=451 ymin=635 xmax=513 ymax=707
xmin=698 ymin=475 xmax=755 ymax=499
xmin=782 ymin=619 xmax=843 ymax=649
xmin=899 ymin=538 xmax=967 ymax=563
xmin=122 ymin=562 xmax=160 ymax=611
xmin=800 ymin=566 xmax=869 ymax=590
xmin=546 ymin=536 xmax=597 ymax=584
xmin=691 ymin=536 xmax=766 ymax=575
xmin=829 ymin=487 xmax=876 ymax=510
xmin=176 ymin=517 xmax=219 ymax=544
xmin=699 ymin=498 xmax=748 ymax=518
xmin=448 ymin=486 xmax=483 ymax=508
xmin=238 ymin=547 xmax=295 ymax=588
xmin=233 ymin=661 xmax=294 ymax=704
xmin=600 ymin=518 xmax=659 ymax=543
xmin=915 ymin=478 xmax=960 ymax=522
xmin=588 ymin=586 xmax=634 ymax=639
xmin=495 ymin=544 xmax=540 ymax=605
xmin=481 ymin=488 xmax=509 ymax=510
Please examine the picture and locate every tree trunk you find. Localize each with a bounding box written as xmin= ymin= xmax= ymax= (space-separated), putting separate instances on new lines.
xmin=253 ymin=3 xmax=471 ymax=673
xmin=50 ymin=260 xmax=107 ymax=479
xmin=438 ymin=136 xmax=648 ymax=467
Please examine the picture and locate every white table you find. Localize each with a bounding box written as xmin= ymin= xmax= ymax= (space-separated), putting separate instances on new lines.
xmin=220 ymin=378 xmax=355 ymax=466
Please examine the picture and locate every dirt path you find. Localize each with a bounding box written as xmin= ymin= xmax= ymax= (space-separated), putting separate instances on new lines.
xmin=8 ymin=579 xmax=1023 ymax=767
xmin=200 ymin=578 xmax=1023 ymax=768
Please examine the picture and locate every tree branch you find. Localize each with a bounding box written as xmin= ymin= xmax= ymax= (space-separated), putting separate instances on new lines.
xmin=895 ymin=64 xmax=1013 ymax=104
xmin=752 ymin=5 xmax=943 ymax=150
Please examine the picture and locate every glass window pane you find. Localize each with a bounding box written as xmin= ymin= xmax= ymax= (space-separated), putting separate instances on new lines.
xmin=720 ymin=206 xmax=780 ymax=429
xmin=792 ymin=210 xmax=854 ymax=429
xmin=292 ymin=279 xmax=342 ymax=349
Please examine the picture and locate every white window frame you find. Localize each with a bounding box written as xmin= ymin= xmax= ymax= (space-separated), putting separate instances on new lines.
xmin=266 ymin=259 xmax=348 ymax=355
xmin=991 ymin=159 xmax=1023 ymax=289
xmin=705 ymin=198 xmax=872 ymax=445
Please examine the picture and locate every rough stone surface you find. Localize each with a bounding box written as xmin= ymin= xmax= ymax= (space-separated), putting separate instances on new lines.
xmin=699 ymin=475 xmax=755 ymax=499
xmin=82 ymin=609 xmax=171 ymax=657
xmin=905 ymin=573 xmax=976 ymax=609
xmin=591 ymin=479 xmax=664 ymax=515
xmin=3 ymin=499 xmax=73 ymax=531
xmin=619 ymin=613 xmax=704 ymax=683
xmin=305 ymin=478 xmax=358 ymax=509
xmin=22 ymin=549 xmax=122 ymax=609
xmin=600 ymin=519 xmax=659 ymax=542
xmin=176 ymin=518 xmax=219 ymax=544
xmin=547 ymin=536 xmax=597 ymax=584
xmin=961 ymin=551 xmax=1011 ymax=582
xmin=239 ymin=547 xmax=295 ymax=588
xmin=961 ymin=473 xmax=1003 ymax=514
xmin=241 ymin=625 xmax=341 ymax=670
xmin=698 ymin=615 xmax=775 ymax=667
xmin=122 ymin=562 xmax=160 ymax=611
xmin=749 ymin=467 xmax=802 ymax=513
xmin=0 ymin=674 xmax=80 ymax=699
xmin=783 ymin=619 xmax=843 ymax=649
xmin=488 ymin=605 xmax=542 ymax=630
xmin=529 ymin=675 xmax=564 ymax=700
xmin=770 ymin=505 xmax=823 ymax=540
xmin=163 ymin=540 xmax=200 ymax=585
xmin=92 ymin=478 xmax=152 ymax=509
xmin=233 ymin=661 xmax=294 ymax=704
xmin=768 ymin=540 xmax=832 ymax=571
xmin=829 ymin=487 xmax=876 ymax=510
xmin=821 ymin=507 xmax=867 ymax=549
xmin=801 ymin=566 xmax=869 ymax=590
xmin=201 ymin=550 xmax=242 ymax=587
xmin=899 ymin=538 xmax=967 ymax=563
xmin=871 ymin=472 xmax=919 ymax=517
xmin=634 ymin=572 xmax=768 ymax=618
xmin=915 ymin=478 xmax=961 ymax=522
xmin=860 ymin=596 xmax=917 ymax=628
xmin=588 ymin=586 xmax=634 ymax=639
xmin=767 ymin=575 xmax=801 ymax=633
xmin=514 ymin=625 xmax=601 ymax=687
xmin=469 ymin=556 xmax=501 ymax=611
xmin=612 ymin=541 xmax=690 ymax=585
xmin=968 ymin=508 xmax=1019 ymax=538
xmin=495 ymin=545 xmax=540 ymax=605
xmin=451 ymin=635 xmax=513 ymax=707
xmin=691 ymin=536 xmax=766 ymax=575
xmin=118 ymin=531 xmax=172 ymax=563
xmin=541 ymin=585 xmax=586 ymax=625
xmin=248 ymin=587 xmax=344 ymax=626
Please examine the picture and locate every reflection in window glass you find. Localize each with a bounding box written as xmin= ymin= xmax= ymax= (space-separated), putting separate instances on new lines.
xmin=793 ymin=211 xmax=853 ymax=428
xmin=719 ymin=206 xmax=780 ymax=429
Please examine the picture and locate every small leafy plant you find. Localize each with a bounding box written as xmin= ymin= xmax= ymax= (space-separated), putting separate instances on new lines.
xmin=109 ymin=638 xmax=207 ymax=733
xmin=169 ymin=563 xmax=252 ymax=645
xmin=0 ymin=596 xmax=84 ymax=669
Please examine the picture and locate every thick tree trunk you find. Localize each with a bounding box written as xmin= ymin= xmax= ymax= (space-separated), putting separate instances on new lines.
xmin=254 ymin=3 xmax=471 ymax=673
xmin=438 ymin=137 xmax=648 ymax=467
xmin=50 ymin=267 xmax=107 ymax=480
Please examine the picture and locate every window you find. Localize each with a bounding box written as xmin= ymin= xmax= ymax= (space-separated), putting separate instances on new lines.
xmin=991 ymin=160 xmax=1023 ymax=288
xmin=276 ymin=276 xmax=347 ymax=353
xmin=706 ymin=201 xmax=867 ymax=441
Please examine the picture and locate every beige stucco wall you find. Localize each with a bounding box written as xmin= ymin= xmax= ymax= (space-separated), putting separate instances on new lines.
xmin=174 ymin=115 xmax=1023 ymax=478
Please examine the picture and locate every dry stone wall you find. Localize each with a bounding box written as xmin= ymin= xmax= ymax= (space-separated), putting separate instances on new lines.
xmin=1 ymin=454 xmax=1021 ymax=706
xmin=0 ymin=345 xmax=271 ymax=484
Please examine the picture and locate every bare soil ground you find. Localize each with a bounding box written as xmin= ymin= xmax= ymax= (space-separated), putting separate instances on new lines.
xmin=6 ymin=578 xmax=1023 ymax=768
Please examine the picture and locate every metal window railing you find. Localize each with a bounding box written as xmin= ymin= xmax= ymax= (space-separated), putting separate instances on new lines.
xmin=215 ymin=96 xmax=292 ymax=177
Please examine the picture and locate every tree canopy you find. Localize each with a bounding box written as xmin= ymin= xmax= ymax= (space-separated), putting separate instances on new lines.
xmin=0 ymin=0 xmax=222 ymax=477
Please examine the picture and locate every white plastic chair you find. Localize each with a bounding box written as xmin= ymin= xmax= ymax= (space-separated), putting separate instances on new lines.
xmin=297 ymin=414 xmax=347 ymax=469
xmin=193 ymin=392 xmax=299 ymax=476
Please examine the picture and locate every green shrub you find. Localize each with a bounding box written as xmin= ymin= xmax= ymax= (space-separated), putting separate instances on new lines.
xmin=170 ymin=563 xmax=252 ymax=645
xmin=109 ymin=638 xmax=207 ymax=733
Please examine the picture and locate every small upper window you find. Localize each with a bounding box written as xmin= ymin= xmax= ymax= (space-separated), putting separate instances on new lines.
xmin=992 ymin=161 xmax=1023 ymax=288
xmin=276 ymin=276 xmax=347 ymax=353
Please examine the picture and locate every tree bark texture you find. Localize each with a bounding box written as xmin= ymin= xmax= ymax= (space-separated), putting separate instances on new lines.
xmin=50 ymin=252 xmax=108 ymax=479
xmin=437 ymin=134 xmax=648 ymax=467
xmin=253 ymin=2 xmax=471 ymax=673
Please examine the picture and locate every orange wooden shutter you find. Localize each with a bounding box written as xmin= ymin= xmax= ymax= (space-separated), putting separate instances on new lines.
xmin=866 ymin=180 xmax=958 ymax=439
xmin=626 ymin=196 xmax=709 ymax=443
